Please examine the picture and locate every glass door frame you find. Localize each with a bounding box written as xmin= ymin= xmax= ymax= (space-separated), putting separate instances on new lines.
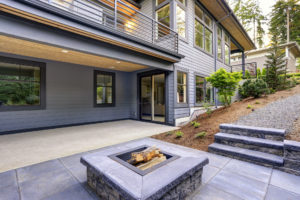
xmin=138 ymin=70 xmax=167 ymax=124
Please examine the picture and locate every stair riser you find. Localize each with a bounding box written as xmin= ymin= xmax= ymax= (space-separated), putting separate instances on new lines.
xmin=208 ymin=147 xmax=283 ymax=167
xmin=215 ymin=138 xmax=283 ymax=156
xmin=220 ymin=129 xmax=284 ymax=141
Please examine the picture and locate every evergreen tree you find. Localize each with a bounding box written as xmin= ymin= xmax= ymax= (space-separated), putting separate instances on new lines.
xmin=264 ymin=35 xmax=287 ymax=90
xmin=228 ymin=0 xmax=266 ymax=48
xmin=269 ymin=0 xmax=300 ymax=45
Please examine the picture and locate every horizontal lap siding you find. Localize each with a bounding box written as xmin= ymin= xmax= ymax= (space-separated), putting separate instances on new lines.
xmin=0 ymin=56 xmax=134 ymax=133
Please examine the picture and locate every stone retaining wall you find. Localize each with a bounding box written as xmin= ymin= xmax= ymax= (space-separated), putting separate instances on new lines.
xmin=283 ymin=140 xmax=300 ymax=176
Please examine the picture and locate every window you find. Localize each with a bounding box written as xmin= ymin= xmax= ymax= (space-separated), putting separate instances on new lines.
xmin=225 ymin=34 xmax=230 ymax=65
xmin=176 ymin=5 xmax=186 ymax=38
xmin=0 ymin=56 xmax=45 ymax=111
xmin=177 ymin=71 xmax=187 ymax=103
xmin=194 ymin=4 xmax=213 ymax=54
xmin=156 ymin=4 xmax=170 ymax=37
xmin=195 ymin=76 xmax=205 ymax=104
xmin=217 ymin=27 xmax=222 ymax=60
xmin=94 ymin=71 xmax=115 ymax=107
xmin=205 ymin=82 xmax=213 ymax=103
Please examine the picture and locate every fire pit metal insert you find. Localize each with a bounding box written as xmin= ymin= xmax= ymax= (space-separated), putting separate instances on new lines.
xmin=108 ymin=145 xmax=180 ymax=176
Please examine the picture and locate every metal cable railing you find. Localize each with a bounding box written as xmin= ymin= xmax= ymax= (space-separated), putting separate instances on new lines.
xmin=40 ymin=0 xmax=178 ymax=53
xmin=231 ymin=62 xmax=257 ymax=77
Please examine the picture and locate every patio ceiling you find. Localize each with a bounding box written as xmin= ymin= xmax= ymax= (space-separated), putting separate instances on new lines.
xmin=0 ymin=34 xmax=148 ymax=72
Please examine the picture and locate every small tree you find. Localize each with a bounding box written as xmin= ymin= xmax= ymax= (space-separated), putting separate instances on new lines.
xmin=265 ymin=36 xmax=287 ymax=90
xmin=206 ymin=68 xmax=242 ymax=106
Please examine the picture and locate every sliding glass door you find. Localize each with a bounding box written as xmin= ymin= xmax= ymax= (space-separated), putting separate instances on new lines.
xmin=140 ymin=73 xmax=165 ymax=123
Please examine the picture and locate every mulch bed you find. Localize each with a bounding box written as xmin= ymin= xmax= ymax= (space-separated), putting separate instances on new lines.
xmin=152 ymin=85 xmax=300 ymax=151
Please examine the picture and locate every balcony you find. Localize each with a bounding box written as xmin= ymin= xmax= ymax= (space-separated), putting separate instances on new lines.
xmin=33 ymin=0 xmax=178 ymax=53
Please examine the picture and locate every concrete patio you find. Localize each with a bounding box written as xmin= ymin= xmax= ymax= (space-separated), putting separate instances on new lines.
xmin=0 ymin=120 xmax=178 ymax=173
xmin=1 ymin=138 xmax=300 ymax=200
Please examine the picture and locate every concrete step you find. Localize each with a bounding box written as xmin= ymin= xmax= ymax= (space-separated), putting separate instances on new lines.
xmin=220 ymin=124 xmax=285 ymax=141
xmin=208 ymin=143 xmax=284 ymax=167
xmin=214 ymin=133 xmax=284 ymax=156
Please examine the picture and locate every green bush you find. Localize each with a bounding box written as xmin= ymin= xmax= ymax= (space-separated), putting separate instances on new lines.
xmin=194 ymin=132 xmax=206 ymax=139
xmin=247 ymin=104 xmax=252 ymax=109
xmin=190 ymin=121 xmax=196 ymax=126
xmin=206 ymin=68 xmax=242 ymax=106
xmin=285 ymin=73 xmax=300 ymax=78
xmin=239 ymin=79 xmax=269 ymax=98
xmin=175 ymin=131 xmax=184 ymax=138
xmin=193 ymin=122 xmax=200 ymax=128
xmin=257 ymin=68 xmax=262 ymax=78
xmin=203 ymin=101 xmax=212 ymax=115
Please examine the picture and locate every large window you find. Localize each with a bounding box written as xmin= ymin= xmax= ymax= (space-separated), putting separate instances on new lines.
xmin=217 ymin=27 xmax=222 ymax=60
xmin=177 ymin=71 xmax=187 ymax=103
xmin=94 ymin=71 xmax=115 ymax=107
xmin=225 ymin=34 xmax=230 ymax=65
xmin=195 ymin=76 xmax=205 ymax=104
xmin=176 ymin=5 xmax=186 ymax=38
xmin=194 ymin=4 xmax=213 ymax=54
xmin=0 ymin=56 xmax=45 ymax=111
xmin=156 ymin=4 xmax=170 ymax=37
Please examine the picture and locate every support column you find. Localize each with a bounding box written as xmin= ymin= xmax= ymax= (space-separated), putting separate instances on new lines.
xmin=242 ymin=51 xmax=245 ymax=76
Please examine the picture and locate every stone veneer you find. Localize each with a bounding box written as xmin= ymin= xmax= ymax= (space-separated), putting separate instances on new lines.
xmin=81 ymin=138 xmax=208 ymax=200
xmin=282 ymin=140 xmax=300 ymax=176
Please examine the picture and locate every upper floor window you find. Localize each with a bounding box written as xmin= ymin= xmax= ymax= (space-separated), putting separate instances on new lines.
xmin=176 ymin=4 xmax=186 ymax=38
xmin=156 ymin=4 xmax=170 ymax=37
xmin=177 ymin=71 xmax=187 ymax=103
xmin=217 ymin=27 xmax=222 ymax=60
xmin=0 ymin=56 xmax=45 ymax=111
xmin=225 ymin=34 xmax=230 ymax=65
xmin=194 ymin=4 xmax=212 ymax=54
xmin=94 ymin=71 xmax=115 ymax=107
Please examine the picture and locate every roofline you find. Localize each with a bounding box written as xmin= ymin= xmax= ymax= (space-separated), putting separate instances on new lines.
xmin=219 ymin=0 xmax=256 ymax=50
xmin=231 ymin=42 xmax=300 ymax=58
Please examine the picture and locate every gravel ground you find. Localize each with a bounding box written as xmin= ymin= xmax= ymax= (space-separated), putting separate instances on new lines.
xmin=235 ymin=93 xmax=300 ymax=133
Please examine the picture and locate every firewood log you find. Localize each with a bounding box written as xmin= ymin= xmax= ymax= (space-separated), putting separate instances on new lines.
xmin=136 ymin=156 xmax=167 ymax=170
xmin=127 ymin=146 xmax=161 ymax=165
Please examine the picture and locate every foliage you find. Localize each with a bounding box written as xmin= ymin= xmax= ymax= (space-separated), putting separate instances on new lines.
xmin=175 ymin=131 xmax=184 ymax=138
xmin=245 ymin=70 xmax=251 ymax=79
xmin=194 ymin=132 xmax=207 ymax=139
xmin=255 ymin=101 xmax=260 ymax=104
xmin=246 ymin=104 xmax=252 ymax=109
xmin=228 ymin=0 xmax=266 ymax=47
xmin=166 ymin=131 xmax=173 ymax=136
xmin=193 ymin=122 xmax=200 ymax=128
xmin=206 ymin=68 xmax=242 ymax=106
xmin=262 ymin=68 xmax=267 ymax=76
xmin=285 ymin=72 xmax=300 ymax=78
xmin=269 ymin=0 xmax=300 ymax=46
xmin=203 ymin=101 xmax=212 ymax=115
xmin=190 ymin=121 xmax=196 ymax=126
xmin=257 ymin=68 xmax=262 ymax=78
xmin=239 ymin=79 xmax=269 ymax=98
xmin=265 ymin=37 xmax=287 ymax=90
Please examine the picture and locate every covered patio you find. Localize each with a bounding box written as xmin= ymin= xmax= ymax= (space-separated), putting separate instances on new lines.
xmin=0 ymin=120 xmax=178 ymax=173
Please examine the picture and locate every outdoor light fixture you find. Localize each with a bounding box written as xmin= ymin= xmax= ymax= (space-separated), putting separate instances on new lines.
xmin=61 ymin=49 xmax=69 ymax=53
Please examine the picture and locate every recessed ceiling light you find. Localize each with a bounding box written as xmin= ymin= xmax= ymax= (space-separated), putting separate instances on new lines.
xmin=116 ymin=61 xmax=121 ymax=64
xmin=110 ymin=66 xmax=115 ymax=69
xmin=61 ymin=49 xmax=69 ymax=53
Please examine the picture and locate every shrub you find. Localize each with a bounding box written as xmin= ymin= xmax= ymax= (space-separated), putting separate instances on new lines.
xmin=206 ymin=68 xmax=242 ymax=106
xmin=239 ymin=79 xmax=269 ymax=98
xmin=190 ymin=121 xmax=196 ymax=126
xmin=194 ymin=132 xmax=206 ymax=138
xmin=257 ymin=68 xmax=262 ymax=78
xmin=166 ymin=131 xmax=173 ymax=136
xmin=193 ymin=122 xmax=200 ymax=128
xmin=203 ymin=101 xmax=212 ymax=115
xmin=247 ymin=104 xmax=252 ymax=109
xmin=255 ymin=101 xmax=260 ymax=104
xmin=175 ymin=131 xmax=184 ymax=138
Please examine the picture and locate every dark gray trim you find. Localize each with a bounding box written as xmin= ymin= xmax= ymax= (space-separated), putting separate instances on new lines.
xmin=16 ymin=0 xmax=184 ymax=59
xmin=0 ymin=55 xmax=46 ymax=112
xmin=174 ymin=67 xmax=189 ymax=108
xmin=94 ymin=70 xmax=116 ymax=107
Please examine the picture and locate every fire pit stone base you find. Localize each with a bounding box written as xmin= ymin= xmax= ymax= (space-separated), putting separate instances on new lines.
xmin=81 ymin=138 xmax=208 ymax=200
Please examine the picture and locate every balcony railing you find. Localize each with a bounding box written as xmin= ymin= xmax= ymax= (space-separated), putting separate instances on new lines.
xmin=231 ymin=62 xmax=257 ymax=77
xmin=38 ymin=0 xmax=178 ymax=53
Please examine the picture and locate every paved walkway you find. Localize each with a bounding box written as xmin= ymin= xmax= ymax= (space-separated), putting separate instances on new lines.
xmin=235 ymin=93 xmax=300 ymax=132
xmin=1 ymin=138 xmax=300 ymax=200
xmin=0 ymin=120 xmax=178 ymax=173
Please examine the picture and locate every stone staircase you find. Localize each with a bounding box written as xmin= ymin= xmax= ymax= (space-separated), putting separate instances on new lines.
xmin=208 ymin=124 xmax=285 ymax=167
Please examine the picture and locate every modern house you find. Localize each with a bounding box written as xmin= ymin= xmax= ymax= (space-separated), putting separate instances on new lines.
xmin=0 ymin=0 xmax=255 ymax=133
xmin=231 ymin=42 xmax=300 ymax=73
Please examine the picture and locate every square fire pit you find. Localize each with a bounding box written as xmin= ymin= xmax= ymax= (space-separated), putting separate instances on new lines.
xmin=81 ymin=138 xmax=208 ymax=200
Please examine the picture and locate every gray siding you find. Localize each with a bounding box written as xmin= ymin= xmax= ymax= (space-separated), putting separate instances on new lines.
xmin=0 ymin=54 xmax=136 ymax=133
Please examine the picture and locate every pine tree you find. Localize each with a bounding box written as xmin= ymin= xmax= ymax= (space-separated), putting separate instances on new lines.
xmin=269 ymin=0 xmax=300 ymax=46
xmin=264 ymin=35 xmax=287 ymax=90
xmin=228 ymin=0 xmax=266 ymax=48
